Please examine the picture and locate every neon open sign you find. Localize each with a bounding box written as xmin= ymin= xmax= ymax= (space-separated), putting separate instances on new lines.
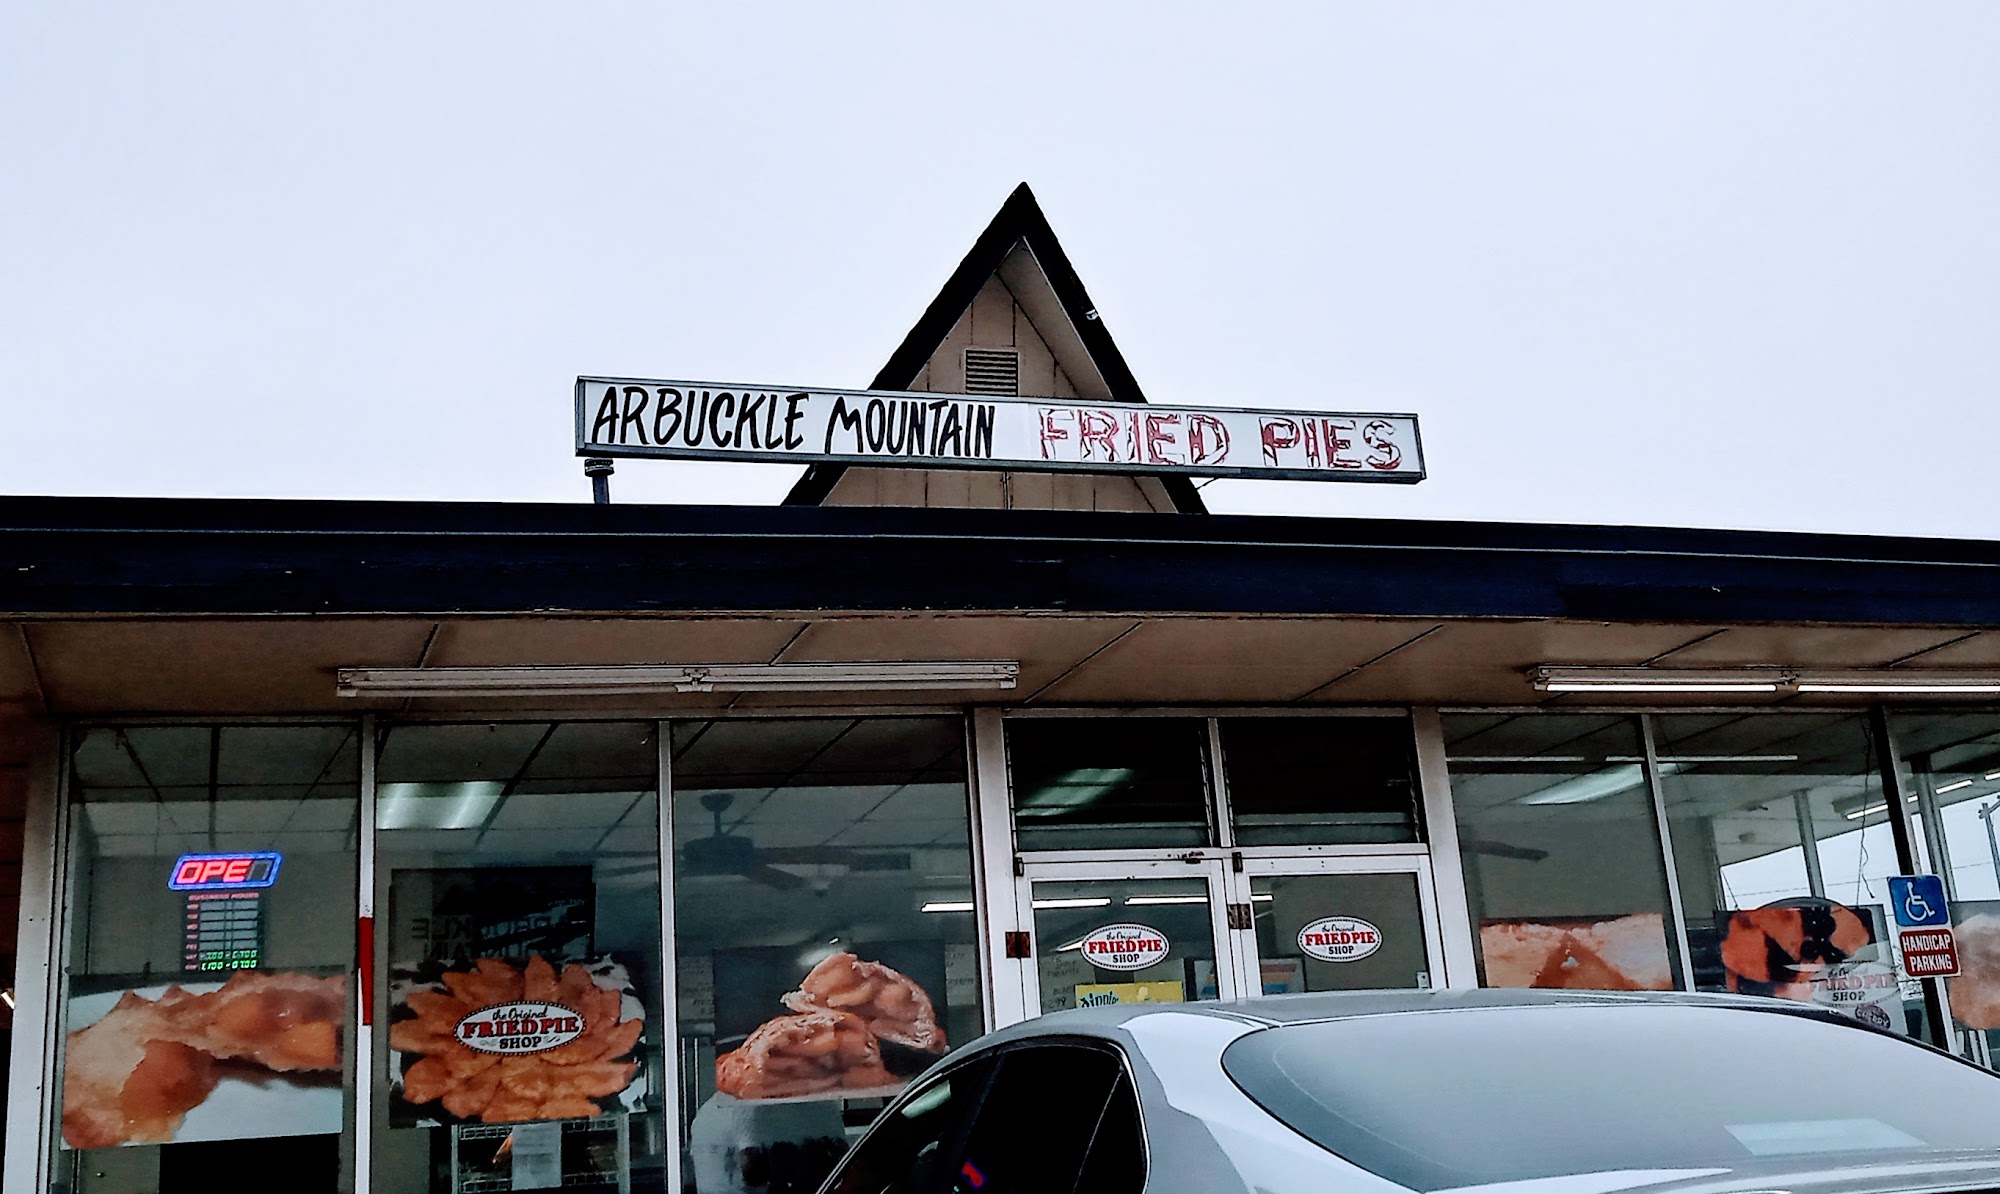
xmin=169 ymin=852 xmax=283 ymax=891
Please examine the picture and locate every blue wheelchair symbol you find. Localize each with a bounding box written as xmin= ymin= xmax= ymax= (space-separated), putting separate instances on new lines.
xmin=1889 ymin=875 xmax=1950 ymax=928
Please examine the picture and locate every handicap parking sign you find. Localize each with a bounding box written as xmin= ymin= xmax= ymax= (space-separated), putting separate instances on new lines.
xmin=1889 ymin=874 xmax=1951 ymax=928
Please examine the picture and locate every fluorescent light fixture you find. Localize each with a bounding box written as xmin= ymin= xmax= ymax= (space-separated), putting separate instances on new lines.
xmin=1252 ymin=893 xmax=1273 ymax=902
xmin=1545 ymin=681 xmax=1786 ymax=693
xmin=1 ymin=989 xmax=14 ymax=1010
xmin=1987 ymin=771 xmax=2000 ymax=782
xmin=377 ymin=781 xmax=504 ymax=830
xmin=1791 ymin=670 xmax=2000 ymax=694
xmin=1032 ymin=897 xmax=1113 ymax=910
xmin=1451 ymin=756 xmax=1590 ymax=764
xmin=1125 ymin=895 xmax=1207 ymax=906
xmin=1937 ymin=778 xmax=1976 ymax=795
xmin=920 ymin=900 xmax=976 ymax=914
xmin=1535 ymin=666 xmax=2000 ymax=697
xmin=338 ymin=661 xmax=1018 ymax=698
xmin=1607 ymin=755 xmax=1800 ymax=764
xmin=1534 ymin=667 xmax=1790 ymax=694
xmin=1798 ymin=681 xmax=2000 ymax=694
xmin=1844 ymin=794 xmax=1920 ymax=821
xmin=1518 ymin=765 xmax=1648 ymax=806
xmin=1016 ymin=768 xmax=1136 ymax=815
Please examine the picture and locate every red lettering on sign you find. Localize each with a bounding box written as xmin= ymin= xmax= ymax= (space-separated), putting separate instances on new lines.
xmin=1260 ymin=417 xmax=1300 ymax=466
xmin=1037 ymin=409 xmax=1071 ymax=460
xmin=1364 ymin=420 xmax=1403 ymax=471
xmin=1078 ymin=410 xmax=1119 ymax=462
xmin=175 ymin=860 xmax=205 ymax=886
xmin=1144 ymin=414 xmax=1182 ymax=465
xmin=1324 ymin=419 xmax=1361 ymax=469
xmin=1188 ymin=414 xmax=1229 ymax=464
xmin=223 ymin=858 xmax=252 ymax=883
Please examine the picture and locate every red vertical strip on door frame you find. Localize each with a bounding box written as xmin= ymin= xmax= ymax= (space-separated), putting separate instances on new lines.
xmin=358 ymin=915 xmax=375 ymax=1025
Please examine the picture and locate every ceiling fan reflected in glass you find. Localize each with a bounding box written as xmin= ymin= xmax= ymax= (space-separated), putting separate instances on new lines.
xmin=677 ymin=791 xmax=911 ymax=891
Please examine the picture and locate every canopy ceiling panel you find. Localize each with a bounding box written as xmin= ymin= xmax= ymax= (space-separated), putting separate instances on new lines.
xmin=1647 ymin=626 xmax=1977 ymax=668
xmin=1027 ymin=616 xmax=1442 ymax=704
xmin=26 ymin=619 xmax=436 ymax=715
xmin=427 ymin=616 xmax=811 ymax=668
xmin=770 ymin=614 xmax=1139 ymax=697
xmin=1861 ymin=630 xmax=2000 ymax=668
xmin=1318 ymin=621 xmax=1719 ymax=705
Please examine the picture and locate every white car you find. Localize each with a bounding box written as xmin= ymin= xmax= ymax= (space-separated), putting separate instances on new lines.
xmin=817 ymin=989 xmax=2000 ymax=1194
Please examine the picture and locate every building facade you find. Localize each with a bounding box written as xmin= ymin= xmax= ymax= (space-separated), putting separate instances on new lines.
xmin=6 ymin=188 xmax=2000 ymax=1194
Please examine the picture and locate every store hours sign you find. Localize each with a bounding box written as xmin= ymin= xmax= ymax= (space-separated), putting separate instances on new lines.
xmin=576 ymin=378 xmax=1426 ymax=484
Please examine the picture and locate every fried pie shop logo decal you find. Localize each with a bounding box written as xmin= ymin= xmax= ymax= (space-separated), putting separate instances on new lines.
xmin=1078 ymin=924 xmax=1170 ymax=971
xmin=1298 ymin=917 xmax=1383 ymax=963
xmin=456 ymin=1002 xmax=584 ymax=1055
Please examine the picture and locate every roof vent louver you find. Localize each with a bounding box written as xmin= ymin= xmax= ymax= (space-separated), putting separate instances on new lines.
xmin=963 ymin=348 xmax=1020 ymax=396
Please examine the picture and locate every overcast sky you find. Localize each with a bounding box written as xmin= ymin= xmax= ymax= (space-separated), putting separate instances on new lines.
xmin=4 ymin=5 xmax=1996 ymax=538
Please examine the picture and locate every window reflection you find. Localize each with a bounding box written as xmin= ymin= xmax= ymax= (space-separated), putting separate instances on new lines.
xmin=1892 ymin=713 xmax=2000 ymax=1065
xmin=372 ymin=722 xmax=665 ymax=1194
xmin=57 ymin=725 xmax=358 ymax=1194
xmin=1219 ymin=716 xmax=1421 ymax=846
xmin=672 ymin=718 xmax=977 ymax=1194
xmin=1006 ymin=719 xmax=1209 ymax=850
xmin=1658 ymin=713 xmax=1923 ymax=1037
xmin=1445 ymin=714 xmax=1680 ymax=992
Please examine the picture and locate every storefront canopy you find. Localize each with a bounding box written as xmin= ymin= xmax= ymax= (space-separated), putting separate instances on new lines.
xmin=4 ymin=495 xmax=2000 ymax=716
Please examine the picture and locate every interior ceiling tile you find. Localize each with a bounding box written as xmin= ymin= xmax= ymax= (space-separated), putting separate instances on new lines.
xmin=1323 ymin=621 xmax=1723 ymax=703
xmin=774 ymin=615 xmax=1141 ymax=698
xmin=29 ymin=619 xmax=438 ymax=715
xmin=1031 ymin=617 xmax=1440 ymax=704
xmin=1648 ymin=626 xmax=1979 ymax=668
xmin=427 ymin=617 xmax=809 ymax=667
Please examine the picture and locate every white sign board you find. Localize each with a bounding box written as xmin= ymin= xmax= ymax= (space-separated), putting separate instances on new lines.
xmin=576 ymin=378 xmax=1425 ymax=484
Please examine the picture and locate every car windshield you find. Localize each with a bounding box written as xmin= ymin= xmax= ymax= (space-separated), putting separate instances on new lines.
xmin=1221 ymin=1004 xmax=2000 ymax=1191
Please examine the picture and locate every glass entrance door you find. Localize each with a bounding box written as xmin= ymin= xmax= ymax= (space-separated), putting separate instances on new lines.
xmin=1241 ymin=859 xmax=1443 ymax=994
xmin=1020 ymin=861 xmax=1235 ymax=1014
xmin=1019 ymin=856 xmax=1443 ymax=1015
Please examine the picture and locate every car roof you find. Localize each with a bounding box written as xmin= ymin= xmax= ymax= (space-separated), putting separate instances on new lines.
xmin=971 ymin=987 xmax=1845 ymax=1045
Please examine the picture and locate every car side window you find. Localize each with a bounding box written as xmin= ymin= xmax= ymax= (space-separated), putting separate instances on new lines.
xmin=826 ymin=1058 xmax=994 ymax=1194
xmin=950 ymin=1044 xmax=1137 ymax=1194
xmin=1072 ymin=1073 xmax=1145 ymax=1194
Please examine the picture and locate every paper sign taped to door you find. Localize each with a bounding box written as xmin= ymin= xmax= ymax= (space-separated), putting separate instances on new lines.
xmin=1075 ymin=982 xmax=1184 ymax=1008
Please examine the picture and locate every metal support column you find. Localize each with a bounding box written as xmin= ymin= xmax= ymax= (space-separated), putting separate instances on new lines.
xmin=1793 ymin=791 xmax=1826 ymax=899
xmin=1640 ymin=715 xmax=1698 ymax=991
xmin=1873 ymin=707 xmax=1953 ymax=1050
xmin=1411 ymin=708 xmax=1479 ymax=989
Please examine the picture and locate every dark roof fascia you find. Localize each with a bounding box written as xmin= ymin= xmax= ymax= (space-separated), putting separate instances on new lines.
xmin=784 ymin=183 xmax=1206 ymax=513
xmin=5 ymin=496 xmax=2000 ymax=626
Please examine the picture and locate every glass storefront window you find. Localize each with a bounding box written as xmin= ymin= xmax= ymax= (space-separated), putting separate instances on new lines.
xmin=373 ymin=722 xmax=666 ymax=1194
xmin=1890 ymin=712 xmax=2000 ymax=1061
xmin=54 ymin=725 xmax=359 ymax=1194
xmin=1219 ymin=716 xmax=1421 ymax=846
xmin=1445 ymin=714 xmax=1681 ymax=992
xmin=1006 ymin=718 xmax=1209 ymax=850
xmin=1657 ymin=713 xmax=1923 ymax=1036
xmin=671 ymin=717 xmax=977 ymax=1194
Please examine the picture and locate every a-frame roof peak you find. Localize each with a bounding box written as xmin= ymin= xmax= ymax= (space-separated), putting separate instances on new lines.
xmin=784 ymin=184 xmax=1205 ymax=512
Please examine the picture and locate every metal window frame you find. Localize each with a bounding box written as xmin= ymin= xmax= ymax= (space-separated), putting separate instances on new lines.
xmin=1412 ymin=708 xmax=1478 ymax=989
xmin=3 ymin=722 xmax=63 ymax=1194
xmin=1638 ymin=714 xmax=1698 ymax=991
xmin=655 ymin=721 xmax=681 ymax=1194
